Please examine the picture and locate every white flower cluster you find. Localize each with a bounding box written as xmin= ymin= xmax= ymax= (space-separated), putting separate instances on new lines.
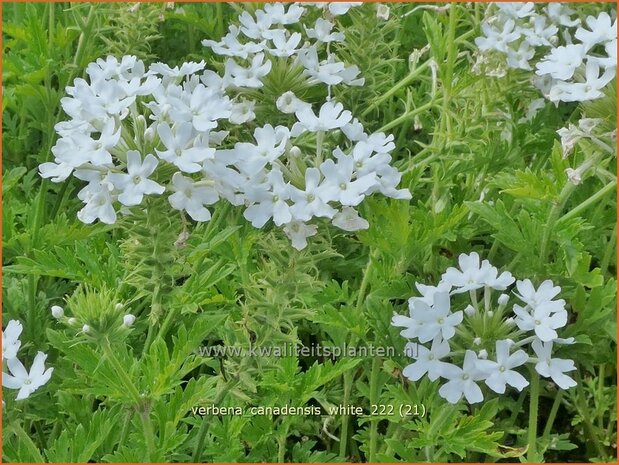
xmin=475 ymin=3 xmax=616 ymax=103
xmin=39 ymin=2 xmax=411 ymax=250
xmin=392 ymin=252 xmax=576 ymax=404
xmin=2 ymin=320 xmax=53 ymax=400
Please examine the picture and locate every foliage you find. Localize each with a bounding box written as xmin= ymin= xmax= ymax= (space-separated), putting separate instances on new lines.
xmin=2 ymin=2 xmax=616 ymax=463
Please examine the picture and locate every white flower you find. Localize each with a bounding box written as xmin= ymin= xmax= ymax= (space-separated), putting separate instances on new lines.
xmin=243 ymin=169 xmax=292 ymax=227
xmin=276 ymin=91 xmax=311 ymax=114
xmin=565 ymin=167 xmax=582 ymax=185
xmin=531 ymin=339 xmax=576 ymax=389
xmin=376 ymin=4 xmax=390 ymax=21
xmin=2 ymin=352 xmax=53 ymax=400
xmin=108 ymin=151 xmax=164 ymax=206
xmin=475 ymin=20 xmax=520 ymax=53
xmin=544 ymin=3 xmax=580 ymax=28
xmin=575 ymin=12 xmax=616 ymax=51
xmin=293 ymin=100 xmax=352 ymax=133
xmin=408 ymin=292 xmax=463 ymax=343
xmin=234 ymin=124 xmax=289 ymax=176
xmin=156 ymin=122 xmax=213 ymax=174
xmin=263 ymin=3 xmax=305 ymax=25
xmin=39 ymin=160 xmax=75 ymax=183
xmin=441 ymin=252 xmax=495 ymax=293
xmin=77 ymin=188 xmax=117 ymax=225
xmin=515 ymin=279 xmax=565 ymax=311
xmin=327 ymin=2 xmax=362 ymax=16
xmin=331 ymin=207 xmax=369 ymax=232
xmin=229 ymin=99 xmax=256 ymax=124
xmin=520 ymin=15 xmax=557 ymax=47
xmin=477 ymin=340 xmax=529 ymax=393
xmin=513 ymin=303 xmax=567 ymax=342
xmin=283 ymin=221 xmax=318 ymax=250
xmin=438 ymin=350 xmax=486 ymax=404
xmin=289 ymin=168 xmax=337 ymax=221
xmin=168 ymin=172 xmax=219 ymax=222
xmin=549 ymin=61 xmax=615 ymax=103
xmin=343 ymin=141 xmax=392 ymax=177
xmin=410 ymin=282 xmax=453 ymax=307
xmin=2 ymin=320 xmax=23 ymax=360
xmin=319 ymin=156 xmax=377 ymax=206
xmin=506 ymin=41 xmax=535 ymax=70
xmin=268 ymin=30 xmax=302 ymax=57
xmin=51 ymin=306 xmax=64 ymax=319
xmin=402 ymin=336 xmax=451 ymax=382
xmin=148 ymin=60 xmax=206 ymax=79
xmin=536 ymin=44 xmax=586 ymax=81
xmin=556 ymin=123 xmax=582 ymax=157
xmin=224 ymin=53 xmax=272 ymax=88
xmin=495 ymin=2 xmax=535 ymax=19
xmin=297 ymin=46 xmax=347 ymax=86
xmin=170 ymin=83 xmax=231 ymax=132
xmin=305 ymin=18 xmax=345 ymax=43
xmin=202 ymin=25 xmax=265 ymax=59
xmin=238 ymin=10 xmax=275 ymax=40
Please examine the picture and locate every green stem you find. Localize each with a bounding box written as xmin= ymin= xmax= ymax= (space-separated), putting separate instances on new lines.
xmin=277 ymin=420 xmax=291 ymax=463
xmin=140 ymin=410 xmax=156 ymax=462
xmin=68 ymin=5 xmax=97 ymax=85
xmin=439 ymin=3 xmax=459 ymax=138
xmin=597 ymin=364 xmax=605 ymax=429
xmin=141 ymin=286 xmax=160 ymax=359
xmin=527 ymin=370 xmax=540 ymax=462
xmin=315 ymin=131 xmax=325 ymax=166
xmin=340 ymin=250 xmax=376 ymax=458
xmin=361 ymin=60 xmax=431 ymax=117
xmin=542 ymin=389 xmax=563 ymax=439
xmin=377 ymin=99 xmax=441 ymax=133
xmin=103 ymin=342 xmax=141 ymax=404
xmin=557 ymin=180 xmax=616 ymax=224
xmin=192 ymin=381 xmax=237 ymax=462
xmin=117 ymin=409 xmax=134 ymax=451
xmin=539 ymin=182 xmax=577 ymax=266
xmin=575 ymin=371 xmax=606 ymax=457
xmin=368 ymin=357 xmax=381 ymax=462
xmin=339 ymin=372 xmax=353 ymax=458
xmin=102 ymin=341 xmax=156 ymax=461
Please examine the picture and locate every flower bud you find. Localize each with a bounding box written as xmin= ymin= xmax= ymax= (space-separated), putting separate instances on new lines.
xmin=51 ymin=305 xmax=64 ymax=319
xmin=82 ymin=324 xmax=91 ymax=333
xmin=473 ymin=337 xmax=481 ymax=346
xmin=497 ymin=294 xmax=509 ymax=306
xmin=505 ymin=317 xmax=515 ymax=326
xmin=487 ymin=310 xmax=494 ymax=317
xmin=478 ymin=349 xmax=488 ymax=359
xmin=144 ymin=125 xmax=156 ymax=144
xmin=464 ymin=304 xmax=476 ymax=316
xmin=115 ymin=303 xmax=124 ymax=311
xmin=68 ymin=317 xmax=77 ymax=326
xmin=289 ymin=146 xmax=302 ymax=158
xmin=123 ymin=314 xmax=136 ymax=327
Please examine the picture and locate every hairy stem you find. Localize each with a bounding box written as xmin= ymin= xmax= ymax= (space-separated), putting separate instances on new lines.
xmin=368 ymin=357 xmax=381 ymax=462
xmin=527 ymin=370 xmax=540 ymax=462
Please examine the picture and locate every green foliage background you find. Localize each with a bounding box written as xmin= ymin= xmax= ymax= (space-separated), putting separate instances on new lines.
xmin=2 ymin=2 xmax=617 ymax=463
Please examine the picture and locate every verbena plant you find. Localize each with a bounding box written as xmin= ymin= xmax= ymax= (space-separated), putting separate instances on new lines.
xmin=2 ymin=2 xmax=616 ymax=463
